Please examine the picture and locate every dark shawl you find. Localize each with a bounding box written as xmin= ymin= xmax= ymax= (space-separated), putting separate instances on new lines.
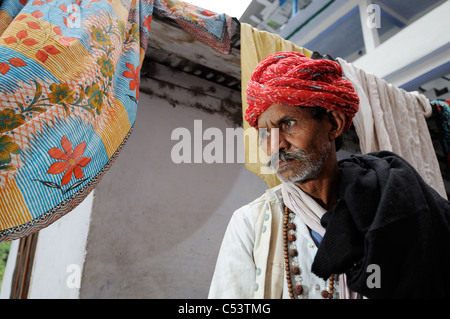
xmin=311 ymin=151 xmax=450 ymax=298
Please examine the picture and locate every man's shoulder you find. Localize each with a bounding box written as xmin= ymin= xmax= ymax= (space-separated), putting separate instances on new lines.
xmin=249 ymin=184 xmax=282 ymax=205
xmin=235 ymin=184 xmax=283 ymax=214
xmin=338 ymin=150 xmax=417 ymax=173
xmin=338 ymin=150 xmax=401 ymax=164
xmin=229 ymin=184 xmax=283 ymax=234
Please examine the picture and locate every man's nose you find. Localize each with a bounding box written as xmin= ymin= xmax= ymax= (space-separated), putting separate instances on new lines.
xmin=270 ymin=128 xmax=289 ymax=156
xmin=269 ymin=128 xmax=279 ymax=156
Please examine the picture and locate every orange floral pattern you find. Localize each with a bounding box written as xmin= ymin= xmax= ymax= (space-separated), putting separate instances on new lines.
xmin=46 ymin=136 xmax=91 ymax=186
xmin=123 ymin=63 xmax=140 ymax=100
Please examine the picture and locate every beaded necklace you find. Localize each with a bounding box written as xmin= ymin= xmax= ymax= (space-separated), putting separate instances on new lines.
xmin=283 ymin=205 xmax=335 ymax=299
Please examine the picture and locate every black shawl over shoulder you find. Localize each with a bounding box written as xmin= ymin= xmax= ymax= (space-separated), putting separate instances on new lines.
xmin=311 ymin=151 xmax=450 ymax=298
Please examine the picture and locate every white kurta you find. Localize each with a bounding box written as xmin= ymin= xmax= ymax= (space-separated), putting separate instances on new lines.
xmin=208 ymin=185 xmax=339 ymax=299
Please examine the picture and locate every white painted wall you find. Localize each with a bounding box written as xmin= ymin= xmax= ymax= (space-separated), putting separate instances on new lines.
xmin=353 ymin=1 xmax=450 ymax=87
xmin=27 ymin=192 xmax=93 ymax=299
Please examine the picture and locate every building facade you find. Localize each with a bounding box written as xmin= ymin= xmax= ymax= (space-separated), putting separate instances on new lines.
xmin=241 ymin=0 xmax=450 ymax=99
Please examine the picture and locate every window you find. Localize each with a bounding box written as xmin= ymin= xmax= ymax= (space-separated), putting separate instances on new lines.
xmin=374 ymin=0 xmax=446 ymax=43
xmin=304 ymin=7 xmax=365 ymax=62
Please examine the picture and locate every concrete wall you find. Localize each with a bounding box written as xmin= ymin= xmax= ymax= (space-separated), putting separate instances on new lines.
xmin=78 ymin=80 xmax=267 ymax=298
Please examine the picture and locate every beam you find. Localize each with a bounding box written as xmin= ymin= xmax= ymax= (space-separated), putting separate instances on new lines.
xmin=146 ymin=17 xmax=241 ymax=80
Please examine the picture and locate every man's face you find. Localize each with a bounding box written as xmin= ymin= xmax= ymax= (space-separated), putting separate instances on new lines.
xmin=257 ymin=104 xmax=332 ymax=184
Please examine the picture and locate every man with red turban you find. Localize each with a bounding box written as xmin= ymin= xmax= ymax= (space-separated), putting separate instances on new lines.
xmin=209 ymin=52 xmax=450 ymax=299
xmin=245 ymin=51 xmax=359 ymax=131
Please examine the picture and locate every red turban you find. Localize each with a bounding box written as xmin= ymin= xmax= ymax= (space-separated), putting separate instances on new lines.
xmin=245 ymin=51 xmax=359 ymax=132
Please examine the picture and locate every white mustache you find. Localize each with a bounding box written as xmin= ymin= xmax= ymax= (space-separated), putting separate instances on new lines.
xmin=267 ymin=149 xmax=309 ymax=169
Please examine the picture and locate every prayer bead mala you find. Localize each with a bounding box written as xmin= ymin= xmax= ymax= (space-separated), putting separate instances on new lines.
xmin=283 ymin=205 xmax=335 ymax=299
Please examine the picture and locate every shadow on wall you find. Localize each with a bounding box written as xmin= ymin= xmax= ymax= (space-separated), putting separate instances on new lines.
xmin=79 ymin=90 xmax=267 ymax=298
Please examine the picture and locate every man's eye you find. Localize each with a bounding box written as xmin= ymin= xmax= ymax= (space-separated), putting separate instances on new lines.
xmin=282 ymin=120 xmax=294 ymax=130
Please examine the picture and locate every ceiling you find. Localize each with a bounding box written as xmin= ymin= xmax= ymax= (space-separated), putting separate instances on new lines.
xmin=143 ymin=16 xmax=242 ymax=92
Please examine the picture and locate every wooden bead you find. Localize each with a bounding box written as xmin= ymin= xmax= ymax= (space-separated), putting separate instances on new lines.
xmin=284 ymin=206 xmax=337 ymax=300
xmin=294 ymin=284 xmax=303 ymax=295
xmin=292 ymin=266 xmax=300 ymax=275
xmin=287 ymin=223 xmax=296 ymax=230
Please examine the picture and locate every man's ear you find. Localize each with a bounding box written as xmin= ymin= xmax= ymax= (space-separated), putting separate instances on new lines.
xmin=327 ymin=110 xmax=346 ymax=141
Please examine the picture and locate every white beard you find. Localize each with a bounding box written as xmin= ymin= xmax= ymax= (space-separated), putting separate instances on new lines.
xmin=273 ymin=143 xmax=331 ymax=184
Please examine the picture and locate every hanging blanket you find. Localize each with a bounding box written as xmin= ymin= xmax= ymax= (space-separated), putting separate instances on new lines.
xmin=0 ymin=0 xmax=232 ymax=242
xmin=430 ymin=99 xmax=450 ymax=169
